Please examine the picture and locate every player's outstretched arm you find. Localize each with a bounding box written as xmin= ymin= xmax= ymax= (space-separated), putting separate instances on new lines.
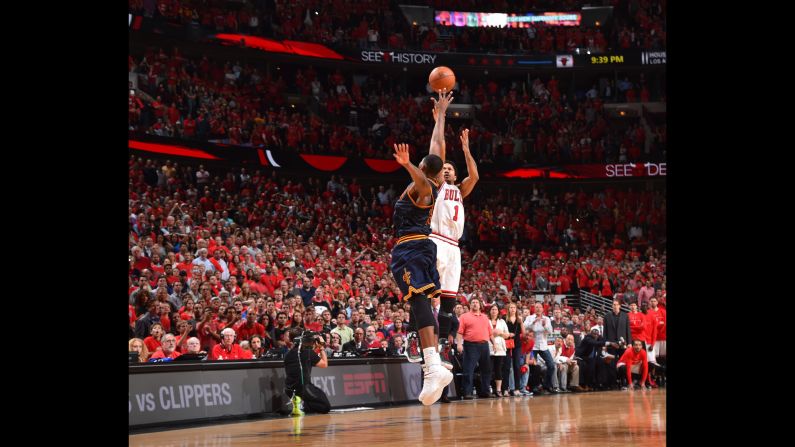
xmin=458 ymin=128 xmax=480 ymax=199
xmin=429 ymin=90 xmax=454 ymax=160
xmin=393 ymin=143 xmax=431 ymax=199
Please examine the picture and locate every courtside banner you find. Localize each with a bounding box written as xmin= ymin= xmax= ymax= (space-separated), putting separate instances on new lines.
xmin=129 ymin=368 xmax=276 ymax=427
xmin=129 ymin=359 xmax=451 ymax=428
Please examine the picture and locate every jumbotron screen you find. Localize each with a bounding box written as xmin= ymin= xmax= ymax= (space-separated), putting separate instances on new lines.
xmin=434 ymin=11 xmax=581 ymax=28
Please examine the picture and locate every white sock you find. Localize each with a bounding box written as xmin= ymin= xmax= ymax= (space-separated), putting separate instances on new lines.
xmin=423 ymin=347 xmax=440 ymax=366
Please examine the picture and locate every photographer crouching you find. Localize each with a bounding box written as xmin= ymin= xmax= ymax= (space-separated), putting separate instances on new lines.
xmin=282 ymin=327 xmax=331 ymax=416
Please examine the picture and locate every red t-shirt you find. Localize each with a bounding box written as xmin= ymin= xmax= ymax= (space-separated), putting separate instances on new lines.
xmin=647 ymin=307 xmax=666 ymax=341
xmin=600 ymin=279 xmax=613 ymax=297
xmin=643 ymin=312 xmax=658 ymax=345
xmin=143 ymin=336 xmax=162 ymax=353
xmin=198 ymin=321 xmax=220 ymax=352
xmin=559 ymin=276 xmax=571 ymax=294
xmin=150 ymin=349 xmax=182 ymax=360
xmin=458 ymin=312 xmax=493 ymax=343
xmin=304 ymin=321 xmax=323 ymax=332
xmin=521 ymin=338 xmax=535 ymax=354
xmin=618 ymin=348 xmax=648 ymax=384
xmin=234 ymin=321 xmax=266 ymax=341
xmin=248 ymin=280 xmax=269 ymax=295
xmin=628 ymin=311 xmax=646 ymax=343
xmin=133 ymin=257 xmax=152 ymax=272
xmin=210 ymin=343 xmax=253 ymax=360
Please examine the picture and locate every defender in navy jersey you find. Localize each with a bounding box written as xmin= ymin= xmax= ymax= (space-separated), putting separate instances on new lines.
xmin=390 ymin=142 xmax=453 ymax=406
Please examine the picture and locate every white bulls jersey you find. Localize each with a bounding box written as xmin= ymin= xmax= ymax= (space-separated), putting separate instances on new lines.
xmin=430 ymin=182 xmax=464 ymax=297
xmin=430 ymin=182 xmax=465 ymax=241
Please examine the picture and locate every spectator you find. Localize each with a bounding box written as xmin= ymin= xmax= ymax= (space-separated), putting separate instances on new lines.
xmin=198 ymin=307 xmax=222 ymax=352
xmin=150 ymin=333 xmax=182 ymax=360
xmin=576 ymin=327 xmax=608 ymax=391
xmin=235 ymin=310 xmax=266 ymax=341
xmin=547 ymin=337 xmax=565 ymax=392
xmin=524 ymin=303 xmax=556 ymax=394
xmin=592 ymin=316 xmax=605 ymax=337
xmin=174 ymin=319 xmax=192 ymax=353
xmin=193 ymin=248 xmax=214 ymax=273
xmin=617 ymin=339 xmax=649 ymax=390
xmin=456 ymin=297 xmax=495 ymax=399
xmin=638 ymin=280 xmax=655 ymax=307
xmin=388 ymin=334 xmax=406 ymax=357
xmin=129 ymin=338 xmax=151 ymax=363
xmin=168 ymin=281 xmax=184 ymax=310
xmin=387 ymin=318 xmax=407 ymax=340
xmin=328 ymin=333 xmax=344 ymax=354
xmin=290 ymin=311 xmax=305 ymax=330
xmin=185 ymin=337 xmax=206 ymax=356
xmin=647 ymin=297 xmax=666 ymax=363
xmin=271 ymin=311 xmax=291 ymax=351
xmin=487 ymin=304 xmax=510 ymax=397
xmin=196 ymin=164 xmax=210 ymax=185
xmin=331 ymin=313 xmax=354 ymax=345
xmin=134 ymin=301 xmax=162 ymax=339
xmin=628 ymin=302 xmax=646 ymax=344
xmin=364 ymin=325 xmax=381 ymax=349
xmin=603 ymin=298 xmax=631 ymax=362
xmin=570 ymin=314 xmax=584 ymax=346
xmin=561 ymin=334 xmax=581 ymax=392
xmin=143 ymin=323 xmax=165 ymax=353
xmin=299 ymin=272 xmax=317 ymax=307
xmin=343 ymin=327 xmax=367 ymax=352
xmin=210 ymin=327 xmax=254 ymax=360
xmin=502 ymin=302 xmax=525 ymax=396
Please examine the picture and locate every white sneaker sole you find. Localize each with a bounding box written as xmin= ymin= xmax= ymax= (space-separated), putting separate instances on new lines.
xmin=418 ymin=368 xmax=454 ymax=406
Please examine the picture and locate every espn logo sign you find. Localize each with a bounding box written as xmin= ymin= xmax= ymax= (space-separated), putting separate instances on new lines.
xmin=343 ymin=372 xmax=388 ymax=396
xmin=641 ymin=51 xmax=666 ymax=65
xmin=556 ymin=55 xmax=574 ymax=68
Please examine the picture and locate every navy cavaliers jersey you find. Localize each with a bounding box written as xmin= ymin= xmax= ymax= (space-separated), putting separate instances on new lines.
xmin=393 ymin=179 xmax=439 ymax=238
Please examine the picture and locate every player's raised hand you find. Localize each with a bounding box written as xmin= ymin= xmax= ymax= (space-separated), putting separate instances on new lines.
xmin=393 ymin=143 xmax=411 ymax=166
xmin=430 ymin=90 xmax=454 ymax=119
xmin=460 ymin=128 xmax=470 ymax=152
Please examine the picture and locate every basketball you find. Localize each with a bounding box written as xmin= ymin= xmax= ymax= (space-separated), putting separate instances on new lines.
xmin=428 ymin=66 xmax=456 ymax=92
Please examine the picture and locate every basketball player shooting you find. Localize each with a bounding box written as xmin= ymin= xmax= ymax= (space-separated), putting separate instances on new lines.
xmin=429 ymin=127 xmax=479 ymax=364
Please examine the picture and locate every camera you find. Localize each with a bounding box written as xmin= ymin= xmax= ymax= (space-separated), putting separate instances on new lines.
xmin=294 ymin=330 xmax=325 ymax=348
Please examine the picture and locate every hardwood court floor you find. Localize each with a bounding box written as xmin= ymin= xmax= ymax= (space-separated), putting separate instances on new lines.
xmin=130 ymin=389 xmax=666 ymax=446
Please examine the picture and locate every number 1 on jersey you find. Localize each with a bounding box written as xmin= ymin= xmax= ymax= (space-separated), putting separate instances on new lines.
xmin=453 ymin=205 xmax=459 ymax=222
